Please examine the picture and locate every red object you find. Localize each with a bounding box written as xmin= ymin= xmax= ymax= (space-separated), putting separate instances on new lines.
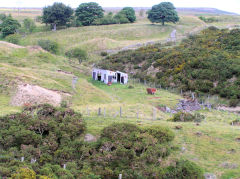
xmin=107 ymin=82 xmax=112 ymax=86
xmin=147 ymin=88 xmax=157 ymax=95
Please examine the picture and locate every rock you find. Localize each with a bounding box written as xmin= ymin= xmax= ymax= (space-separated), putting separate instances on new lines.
xmin=204 ymin=173 xmax=217 ymax=179
xmin=235 ymin=137 xmax=240 ymax=142
xmin=175 ymin=125 xmax=182 ymax=130
xmin=181 ymin=147 xmax=186 ymax=152
xmin=196 ymin=123 xmax=200 ymax=126
xmin=220 ymin=162 xmax=238 ymax=169
xmin=195 ymin=132 xmax=203 ymax=136
xmin=84 ymin=134 xmax=97 ymax=142
xmin=176 ymin=99 xmax=202 ymax=112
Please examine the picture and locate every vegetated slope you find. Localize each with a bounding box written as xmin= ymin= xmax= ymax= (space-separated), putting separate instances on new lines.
xmin=0 ymin=42 xmax=112 ymax=115
xmin=99 ymin=27 xmax=240 ymax=104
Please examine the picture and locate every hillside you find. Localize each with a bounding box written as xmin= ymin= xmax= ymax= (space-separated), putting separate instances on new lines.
xmin=1 ymin=9 xmax=240 ymax=178
xmin=99 ymin=27 xmax=240 ymax=106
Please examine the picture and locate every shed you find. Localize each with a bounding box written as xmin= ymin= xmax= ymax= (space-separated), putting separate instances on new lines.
xmin=92 ymin=68 xmax=128 ymax=85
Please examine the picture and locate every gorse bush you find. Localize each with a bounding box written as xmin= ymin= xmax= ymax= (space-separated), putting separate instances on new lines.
xmin=99 ymin=27 xmax=240 ymax=103
xmin=5 ymin=34 xmax=21 ymax=44
xmin=65 ymin=47 xmax=87 ymax=64
xmin=0 ymin=108 xmax=203 ymax=178
xmin=170 ymin=112 xmax=205 ymax=122
xmin=38 ymin=39 xmax=59 ymax=54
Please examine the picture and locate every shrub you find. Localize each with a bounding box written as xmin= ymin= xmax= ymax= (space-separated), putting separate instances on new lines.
xmin=38 ymin=40 xmax=59 ymax=54
xmin=128 ymin=85 xmax=134 ymax=89
xmin=5 ymin=34 xmax=21 ymax=44
xmin=65 ymin=48 xmax=87 ymax=64
xmin=163 ymin=159 xmax=204 ymax=178
xmin=170 ymin=112 xmax=204 ymax=122
xmin=142 ymin=126 xmax=175 ymax=143
xmin=229 ymin=97 xmax=239 ymax=107
xmin=100 ymin=51 xmax=108 ymax=56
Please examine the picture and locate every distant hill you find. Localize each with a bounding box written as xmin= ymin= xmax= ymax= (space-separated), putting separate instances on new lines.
xmin=176 ymin=7 xmax=238 ymax=15
xmin=103 ymin=7 xmax=238 ymax=15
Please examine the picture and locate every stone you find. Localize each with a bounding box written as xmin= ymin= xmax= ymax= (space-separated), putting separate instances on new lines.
xmin=84 ymin=134 xmax=97 ymax=142
xmin=204 ymin=173 xmax=217 ymax=179
xmin=175 ymin=125 xmax=182 ymax=130
xmin=195 ymin=132 xmax=203 ymax=136
xmin=220 ymin=162 xmax=238 ymax=169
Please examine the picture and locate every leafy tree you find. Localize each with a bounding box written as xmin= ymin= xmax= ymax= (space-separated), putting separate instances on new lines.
xmin=121 ymin=7 xmax=136 ymax=23
xmin=147 ymin=2 xmax=179 ymax=25
xmin=75 ymin=2 xmax=104 ymax=26
xmin=65 ymin=48 xmax=87 ymax=64
xmin=42 ymin=2 xmax=74 ymax=30
xmin=23 ymin=18 xmax=36 ymax=33
xmin=0 ymin=15 xmax=21 ymax=38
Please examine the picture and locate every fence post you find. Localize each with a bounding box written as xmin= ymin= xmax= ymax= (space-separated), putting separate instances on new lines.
xmin=119 ymin=174 xmax=122 ymax=179
xmin=120 ymin=107 xmax=122 ymax=117
xmin=21 ymin=157 xmax=24 ymax=162
xmin=98 ymin=108 xmax=101 ymax=116
xmin=192 ymin=93 xmax=195 ymax=100
xmin=63 ymin=164 xmax=66 ymax=170
xmin=181 ymin=89 xmax=183 ymax=95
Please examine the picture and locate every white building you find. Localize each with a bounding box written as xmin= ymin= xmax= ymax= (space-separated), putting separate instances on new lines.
xmin=92 ymin=68 xmax=128 ymax=84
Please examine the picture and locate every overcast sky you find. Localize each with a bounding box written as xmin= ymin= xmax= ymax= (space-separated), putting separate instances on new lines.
xmin=2 ymin=0 xmax=240 ymax=14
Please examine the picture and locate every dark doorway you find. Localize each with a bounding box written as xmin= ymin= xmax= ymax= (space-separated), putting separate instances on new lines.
xmin=108 ymin=76 xmax=113 ymax=83
xmin=97 ymin=74 xmax=101 ymax=81
xmin=117 ymin=73 xmax=121 ymax=82
xmin=121 ymin=76 xmax=124 ymax=84
xmin=93 ymin=72 xmax=96 ymax=80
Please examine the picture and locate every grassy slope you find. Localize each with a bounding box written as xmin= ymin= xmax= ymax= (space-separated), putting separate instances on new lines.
xmin=0 ymin=10 xmax=240 ymax=178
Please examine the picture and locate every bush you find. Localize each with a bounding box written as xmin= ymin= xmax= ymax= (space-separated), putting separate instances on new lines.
xmin=38 ymin=40 xmax=59 ymax=54
xmin=229 ymin=97 xmax=239 ymax=107
xmin=163 ymin=159 xmax=204 ymax=178
xmin=65 ymin=48 xmax=87 ymax=64
xmin=5 ymin=34 xmax=21 ymax=44
xmin=128 ymin=85 xmax=134 ymax=89
xmin=142 ymin=126 xmax=175 ymax=143
xmin=100 ymin=51 xmax=108 ymax=56
xmin=170 ymin=112 xmax=204 ymax=122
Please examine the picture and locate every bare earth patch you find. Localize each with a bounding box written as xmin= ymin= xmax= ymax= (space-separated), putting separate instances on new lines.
xmin=0 ymin=41 xmax=25 ymax=49
xmin=11 ymin=84 xmax=62 ymax=107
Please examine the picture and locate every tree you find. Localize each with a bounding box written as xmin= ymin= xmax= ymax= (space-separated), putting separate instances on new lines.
xmin=23 ymin=18 xmax=36 ymax=33
xmin=147 ymin=2 xmax=179 ymax=26
xmin=0 ymin=15 xmax=21 ymax=38
xmin=75 ymin=2 xmax=104 ymax=26
xmin=121 ymin=7 xmax=136 ymax=23
xmin=42 ymin=2 xmax=73 ymax=30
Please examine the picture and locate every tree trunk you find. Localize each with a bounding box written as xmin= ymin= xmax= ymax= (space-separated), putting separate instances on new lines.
xmin=162 ymin=19 xmax=165 ymax=26
xmin=52 ymin=24 xmax=56 ymax=31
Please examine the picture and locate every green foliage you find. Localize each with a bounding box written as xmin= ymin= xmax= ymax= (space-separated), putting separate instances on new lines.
xmin=38 ymin=39 xmax=59 ymax=54
xmin=22 ymin=18 xmax=36 ymax=33
xmin=170 ymin=112 xmax=204 ymax=122
xmin=100 ymin=51 xmax=108 ymax=56
xmin=121 ymin=7 xmax=136 ymax=23
xmin=229 ymin=97 xmax=239 ymax=107
xmin=65 ymin=48 xmax=87 ymax=64
xmin=75 ymin=2 xmax=104 ymax=26
xmin=0 ymin=15 xmax=21 ymax=38
xmin=5 ymin=34 xmax=21 ymax=44
xmin=148 ymin=2 xmax=179 ymax=25
xmin=199 ymin=16 xmax=219 ymax=23
xmin=163 ymin=159 xmax=204 ymax=179
xmin=0 ymin=104 xmax=86 ymax=178
xmin=42 ymin=2 xmax=74 ymax=29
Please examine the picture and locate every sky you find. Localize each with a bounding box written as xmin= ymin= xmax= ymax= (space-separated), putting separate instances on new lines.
xmin=1 ymin=0 xmax=240 ymax=14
